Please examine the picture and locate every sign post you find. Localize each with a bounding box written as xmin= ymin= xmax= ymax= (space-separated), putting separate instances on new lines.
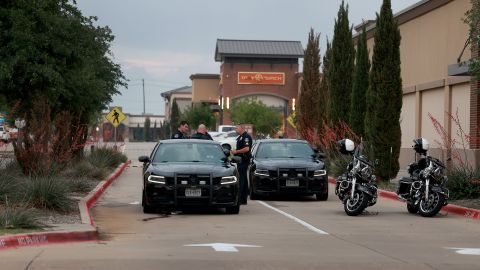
xmin=105 ymin=107 xmax=126 ymax=150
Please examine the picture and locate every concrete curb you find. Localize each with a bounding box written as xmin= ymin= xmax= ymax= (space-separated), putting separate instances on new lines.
xmin=0 ymin=161 xmax=131 ymax=251
xmin=328 ymin=177 xmax=480 ymax=220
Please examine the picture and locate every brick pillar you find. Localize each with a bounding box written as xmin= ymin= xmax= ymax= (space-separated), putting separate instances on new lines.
xmin=470 ymin=3 xmax=480 ymax=149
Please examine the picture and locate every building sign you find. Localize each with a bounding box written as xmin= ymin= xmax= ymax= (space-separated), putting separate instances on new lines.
xmin=238 ymin=72 xmax=285 ymax=85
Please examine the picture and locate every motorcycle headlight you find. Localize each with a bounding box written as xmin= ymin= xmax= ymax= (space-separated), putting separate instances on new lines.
xmin=254 ymin=169 xmax=269 ymax=177
xmin=221 ymin=176 xmax=237 ymax=185
xmin=147 ymin=175 xmax=166 ymax=184
xmin=313 ymin=169 xmax=326 ymax=177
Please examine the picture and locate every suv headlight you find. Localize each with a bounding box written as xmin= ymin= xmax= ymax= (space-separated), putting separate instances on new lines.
xmin=254 ymin=169 xmax=269 ymax=177
xmin=147 ymin=175 xmax=166 ymax=184
xmin=313 ymin=170 xmax=326 ymax=177
xmin=221 ymin=176 xmax=237 ymax=185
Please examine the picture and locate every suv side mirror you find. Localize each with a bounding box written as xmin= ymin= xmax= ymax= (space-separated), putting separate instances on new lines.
xmin=317 ymin=152 xmax=327 ymax=159
xmin=223 ymin=148 xmax=231 ymax=156
xmin=138 ymin=156 xmax=150 ymax=163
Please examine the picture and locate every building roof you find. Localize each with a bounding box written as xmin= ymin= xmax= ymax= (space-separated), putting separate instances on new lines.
xmin=160 ymin=86 xmax=192 ymax=98
xmin=215 ymin=39 xmax=304 ymax=62
xmin=353 ymin=0 xmax=453 ymax=39
xmin=189 ymin=73 xmax=220 ymax=80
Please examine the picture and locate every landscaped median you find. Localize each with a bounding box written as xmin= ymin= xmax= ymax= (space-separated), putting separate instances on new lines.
xmin=0 ymin=160 xmax=130 ymax=250
xmin=328 ymin=177 xmax=480 ymax=220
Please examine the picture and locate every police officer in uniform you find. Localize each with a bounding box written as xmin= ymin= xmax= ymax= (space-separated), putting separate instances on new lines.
xmin=231 ymin=124 xmax=252 ymax=205
xmin=171 ymin=121 xmax=189 ymax=139
xmin=191 ymin=124 xmax=213 ymax=140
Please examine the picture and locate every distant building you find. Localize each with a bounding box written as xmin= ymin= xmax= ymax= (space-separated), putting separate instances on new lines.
xmin=160 ymin=86 xmax=192 ymax=120
xmin=98 ymin=109 xmax=165 ymax=142
xmin=214 ymin=39 xmax=304 ymax=137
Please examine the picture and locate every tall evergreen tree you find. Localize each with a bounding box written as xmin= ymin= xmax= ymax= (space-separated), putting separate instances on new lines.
xmin=329 ymin=1 xmax=355 ymax=125
xmin=298 ymin=29 xmax=321 ymax=137
xmin=365 ymin=0 xmax=402 ymax=180
xmin=144 ymin=117 xmax=151 ymax=142
xmin=170 ymin=99 xmax=180 ymax=136
xmin=319 ymin=39 xmax=332 ymax=127
xmin=349 ymin=24 xmax=370 ymax=138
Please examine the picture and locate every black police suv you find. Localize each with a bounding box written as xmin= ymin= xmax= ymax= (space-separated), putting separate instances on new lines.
xmin=139 ymin=139 xmax=241 ymax=214
xmin=248 ymin=139 xmax=328 ymax=200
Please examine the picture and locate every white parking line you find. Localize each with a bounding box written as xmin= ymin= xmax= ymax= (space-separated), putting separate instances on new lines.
xmin=257 ymin=201 xmax=329 ymax=235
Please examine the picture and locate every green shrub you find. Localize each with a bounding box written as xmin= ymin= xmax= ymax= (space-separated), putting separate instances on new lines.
xmin=447 ymin=168 xmax=480 ymax=200
xmin=0 ymin=206 xmax=41 ymax=229
xmin=86 ymin=148 xmax=127 ymax=169
xmin=328 ymin=154 xmax=351 ymax=178
xmin=25 ymin=177 xmax=74 ymax=212
xmin=66 ymin=178 xmax=94 ymax=193
xmin=0 ymin=174 xmax=18 ymax=203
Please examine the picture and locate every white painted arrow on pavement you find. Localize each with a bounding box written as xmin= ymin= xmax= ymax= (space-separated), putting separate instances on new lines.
xmin=446 ymin=248 xmax=480 ymax=255
xmin=185 ymin=243 xmax=262 ymax=252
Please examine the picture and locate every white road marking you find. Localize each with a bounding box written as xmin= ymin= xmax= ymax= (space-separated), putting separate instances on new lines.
xmin=184 ymin=243 xmax=262 ymax=252
xmin=257 ymin=201 xmax=329 ymax=235
xmin=129 ymin=201 xmax=140 ymax=205
xmin=446 ymin=248 xmax=480 ymax=255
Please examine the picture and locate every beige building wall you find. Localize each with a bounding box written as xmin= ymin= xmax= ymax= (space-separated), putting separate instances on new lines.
xmin=451 ymin=82 xmax=471 ymax=148
xmin=401 ymin=93 xmax=416 ymax=148
xmin=399 ymin=0 xmax=471 ymax=87
xmin=360 ymin=0 xmax=477 ymax=169
xmin=420 ymin=87 xmax=445 ymax=145
xmin=191 ymin=76 xmax=220 ymax=104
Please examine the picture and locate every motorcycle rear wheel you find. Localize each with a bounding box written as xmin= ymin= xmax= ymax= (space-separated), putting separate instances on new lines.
xmin=343 ymin=191 xmax=369 ymax=216
xmin=418 ymin=192 xmax=445 ymax=217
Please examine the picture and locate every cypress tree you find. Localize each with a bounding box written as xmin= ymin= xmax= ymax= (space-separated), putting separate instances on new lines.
xmin=329 ymin=1 xmax=355 ymax=125
xmin=319 ymin=39 xmax=332 ymax=127
xmin=299 ymin=28 xmax=321 ymax=136
xmin=365 ymin=0 xmax=402 ymax=180
xmin=349 ymin=24 xmax=370 ymax=138
xmin=170 ymin=99 xmax=180 ymax=136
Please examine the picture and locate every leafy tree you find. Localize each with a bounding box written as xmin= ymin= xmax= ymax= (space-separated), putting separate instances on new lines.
xmin=349 ymin=24 xmax=370 ymax=138
xmin=365 ymin=0 xmax=402 ymax=181
xmin=159 ymin=120 xmax=171 ymax=140
xmin=0 ymin=0 xmax=125 ymax=152
xmin=298 ymin=29 xmax=321 ymax=138
xmin=329 ymin=1 xmax=355 ymax=125
xmin=465 ymin=0 xmax=480 ymax=81
xmin=170 ymin=99 xmax=180 ymax=135
xmin=183 ymin=104 xmax=216 ymax=131
xmin=230 ymin=98 xmax=281 ymax=136
xmin=144 ymin=117 xmax=151 ymax=142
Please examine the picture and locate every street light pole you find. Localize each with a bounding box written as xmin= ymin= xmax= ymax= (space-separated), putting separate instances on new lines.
xmin=142 ymin=79 xmax=145 ymax=115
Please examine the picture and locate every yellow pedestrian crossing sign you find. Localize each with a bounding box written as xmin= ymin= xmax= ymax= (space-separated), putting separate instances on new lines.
xmin=106 ymin=107 xmax=126 ymax=127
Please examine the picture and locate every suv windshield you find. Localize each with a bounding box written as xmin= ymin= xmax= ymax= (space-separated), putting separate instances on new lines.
xmin=153 ymin=142 xmax=225 ymax=163
xmin=256 ymin=142 xmax=314 ymax=159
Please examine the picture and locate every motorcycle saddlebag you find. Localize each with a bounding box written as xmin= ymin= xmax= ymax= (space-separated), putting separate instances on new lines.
xmin=397 ymin=177 xmax=413 ymax=195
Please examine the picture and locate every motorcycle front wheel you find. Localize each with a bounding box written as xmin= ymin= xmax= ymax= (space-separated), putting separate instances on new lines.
xmin=406 ymin=203 xmax=419 ymax=214
xmin=418 ymin=192 xmax=445 ymax=217
xmin=343 ymin=191 xmax=369 ymax=216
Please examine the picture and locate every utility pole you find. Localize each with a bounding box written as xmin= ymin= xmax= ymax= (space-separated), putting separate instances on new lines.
xmin=142 ymin=79 xmax=146 ymax=115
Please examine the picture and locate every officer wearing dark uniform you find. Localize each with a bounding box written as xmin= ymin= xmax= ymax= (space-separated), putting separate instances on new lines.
xmin=171 ymin=121 xmax=189 ymax=139
xmin=231 ymin=125 xmax=252 ymax=205
xmin=191 ymin=124 xmax=213 ymax=140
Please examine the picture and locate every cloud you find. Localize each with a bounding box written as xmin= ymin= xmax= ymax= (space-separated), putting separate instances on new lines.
xmin=113 ymin=46 xmax=218 ymax=80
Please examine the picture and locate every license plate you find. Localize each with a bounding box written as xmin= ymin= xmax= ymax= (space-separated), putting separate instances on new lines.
xmin=185 ymin=188 xmax=201 ymax=197
xmin=286 ymin=180 xmax=299 ymax=187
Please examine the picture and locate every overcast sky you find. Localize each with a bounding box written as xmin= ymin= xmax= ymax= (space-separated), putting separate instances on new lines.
xmin=76 ymin=0 xmax=419 ymax=116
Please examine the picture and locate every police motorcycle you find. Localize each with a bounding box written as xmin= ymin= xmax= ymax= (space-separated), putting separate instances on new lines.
xmin=396 ymin=138 xmax=449 ymax=217
xmin=335 ymin=139 xmax=378 ymax=216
